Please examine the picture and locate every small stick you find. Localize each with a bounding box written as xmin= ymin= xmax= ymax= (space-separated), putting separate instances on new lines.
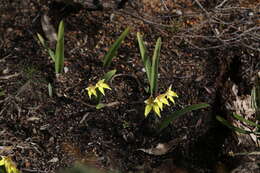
xmin=0 ymin=73 xmax=20 ymax=80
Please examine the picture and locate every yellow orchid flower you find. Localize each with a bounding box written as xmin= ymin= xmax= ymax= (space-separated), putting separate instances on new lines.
xmin=96 ymin=79 xmax=111 ymax=95
xmin=86 ymin=79 xmax=111 ymax=99
xmin=154 ymin=94 xmax=169 ymax=110
xmin=86 ymin=84 xmax=97 ymax=99
xmin=144 ymin=97 xmax=161 ymax=117
xmin=0 ymin=156 xmax=20 ymax=173
xmin=165 ymin=85 xmax=178 ymax=104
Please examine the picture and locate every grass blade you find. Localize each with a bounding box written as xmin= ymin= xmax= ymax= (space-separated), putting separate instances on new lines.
xmin=48 ymin=83 xmax=53 ymax=98
xmin=0 ymin=90 xmax=4 ymax=96
xmin=37 ymin=33 xmax=46 ymax=47
xmin=137 ymin=32 xmax=151 ymax=82
xmin=103 ymin=69 xmax=117 ymax=82
xmin=158 ymin=103 xmax=210 ymax=132
xmin=96 ymin=103 xmax=105 ymax=109
xmin=37 ymin=33 xmax=56 ymax=62
xmin=150 ymin=37 xmax=161 ymax=95
xmin=103 ymin=27 xmax=130 ymax=68
xmin=55 ymin=20 xmax=65 ymax=73
xmin=232 ymin=113 xmax=260 ymax=128
xmin=48 ymin=48 xmax=55 ymax=62
xmin=216 ymin=116 xmax=252 ymax=134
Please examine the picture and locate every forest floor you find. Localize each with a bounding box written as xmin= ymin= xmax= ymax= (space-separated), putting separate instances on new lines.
xmin=0 ymin=0 xmax=260 ymax=173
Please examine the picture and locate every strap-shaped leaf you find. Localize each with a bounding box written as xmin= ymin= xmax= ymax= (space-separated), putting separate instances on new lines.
xmin=37 ymin=33 xmax=46 ymax=47
xmin=48 ymin=48 xmax=55 ymax=62
xmin=96 ymin=103 xmax=105 ymax=109
xmin=55 ymin=20 xmax=65 ymax=73
xmin=150 ymin=37 xmax=161 ymax=96
xmin=216 ymin=116 xmax=252 ymax=134
xmin=137 ymin=32 xmax=151 ymax=82
xmin=48 ymin=83 xmax=53 ymax=98
xmin=103 ymin=69 xmax=117 ymax=82
xmin=37 ymin=33 xmax=55 ymax=62
xmin=103 ymin=27 xmax=130 ymax=68
xmin=158 ymin=103 xmax=210 ymax=132
xmin=232 ymin=113 xmax=260 ymax=128
xmin=0 ymin=90 xmax=4 ymax=96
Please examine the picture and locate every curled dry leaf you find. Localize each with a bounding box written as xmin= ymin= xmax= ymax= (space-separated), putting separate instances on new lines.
xmin=225 ymin=84 xmax=258 ymax=147
xmin=137 ymin=137 xmax=186 ymax=156
xmin=41 ymin=13 xmax=57 ymax=47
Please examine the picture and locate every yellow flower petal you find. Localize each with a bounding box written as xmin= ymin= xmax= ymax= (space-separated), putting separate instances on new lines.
xmin=86 ymin=85 xmax=97 ymax=98
xmin=154 ymin=94 xmax=169 ymax=110
xmin=96 ymin=79 xmax=111 ymax=96
xmin=166 ymin=85 xmax=178 ymax=97
xmin=0 ymin=156 xmax=20 ymax=173
xmin=0 ymin=156 xmax=5 ymax=165
xmin=144 ymin=104 xmax=152 ymax=117
xmin=98 ymin=86 xmax=105 ymax=95
xmin=144 ymin=97 xmax=162 ymax=117
xmin=167 ymin=96 xmax=175 ymax=104
xmin=165 ymin=85 xmax=178 ymax=104
xmin=100 ymin=83 xmax=111 ymax=90
xmin=156 ymin=101 xmax=163 ymax=110
xmin=161 ymin=96 xmax=169 ymax=105
xmin=153 ymin=103 xmax=161 ymax=117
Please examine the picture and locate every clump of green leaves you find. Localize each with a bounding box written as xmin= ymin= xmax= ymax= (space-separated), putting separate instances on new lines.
xmin=86 ymin=69 xmax=116 ymax=102
xmin=137 ymin=32 xmax=179 ymax=117
xmin=136 ymin=32 xmax=209 ymax=132
xmin=103 ymin=27 xmax=130 ymax=68
xmin=86 ymin=27 xmax=130 ymax=109
xmin=217 ymin=113 xmax=260 ymax=135
xmin=158 ymin=103 xmax=210 ymax=132
xmin=217 ymin=75 xmax=260 ymax=135
xmin=37 ymin=20 xmax=65 ymax=74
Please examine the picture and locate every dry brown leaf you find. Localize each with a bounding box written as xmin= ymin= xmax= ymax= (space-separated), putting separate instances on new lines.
xmin=137 ymin=137 xmax=185 ymax=156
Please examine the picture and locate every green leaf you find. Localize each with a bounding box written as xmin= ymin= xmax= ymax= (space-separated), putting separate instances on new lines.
xmin=103 ymin=27 xmax=130 ymax=68
xmin=150 ymin=37 xmax=161 ymax=96
xmin=0 ymin=90 xmax=4 ymax=97
xmin=55 ymin=20 xmax=65 ymax=73
xmin=103 ymin=69 xmax=117 ymax=82
xmin=96 ymin=103 xmax=105 ymax=109
xmin=158 ymin=103 xmax=210 ymax=132
xmin=37 ymin=33 xmax=56 ymax=62
xmin=37 ymin=33 xmax=46 ymax=47
xmin=48 ymin=83 xmax=53 ymax=98
xmin=47 ymin=48 xmax=55 ymax=62
xmin=232 ymin=113 xmax=260 ymax=128
xmin=137 ymin=32 xmax=151 ymax=82
xmin=216 ymin=116 xmax=252 ymax=134
xmin=63 ymin=163 xmax=104 ymax=173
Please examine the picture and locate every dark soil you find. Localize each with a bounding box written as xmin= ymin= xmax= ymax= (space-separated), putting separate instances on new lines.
xmin=0 ymin=0 xmax=260 ymax=173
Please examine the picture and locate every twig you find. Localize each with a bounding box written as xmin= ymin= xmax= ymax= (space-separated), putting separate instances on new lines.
xmin=111 ymin=73 xmax=141 ymax=90
xmin=0 ymin=73 xmax=20 ymax=80
xmin=215 ymin=0 xmax=229 ymax=8
xmin=230 ymin=151 xmax=260 ymax=156
xmin=160 ymin=0 xmax=169 ymax=11
xmin=194 ymin=0 xmax=209 ymax=15
xmin=118 ymin=10 xmax=173 ymax=28
xmin=0 ymin=54 xmax=12 ymax=62
xmin=21 ymin=168 xmax=47 ymax=173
